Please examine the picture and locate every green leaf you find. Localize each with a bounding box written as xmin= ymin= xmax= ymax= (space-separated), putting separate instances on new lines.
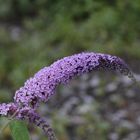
xmin=9 ymin=120 xmax=30 ymax=140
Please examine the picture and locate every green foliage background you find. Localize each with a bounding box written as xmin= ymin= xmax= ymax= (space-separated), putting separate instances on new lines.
xmin=0 ymin=0 xmax=140 ymax=140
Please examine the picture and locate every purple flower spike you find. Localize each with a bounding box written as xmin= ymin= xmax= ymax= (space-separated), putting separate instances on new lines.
xmin=0 ymin=103 xmax=17 ymax=116
xmin=0 ymin=52 xmax=136 ymax=140
xmin=14 ymin=52 xmax=136 ymax=108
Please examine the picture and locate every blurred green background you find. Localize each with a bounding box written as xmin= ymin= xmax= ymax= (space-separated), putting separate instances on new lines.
xmin=0 ymin=0 xmax=140 ymax=140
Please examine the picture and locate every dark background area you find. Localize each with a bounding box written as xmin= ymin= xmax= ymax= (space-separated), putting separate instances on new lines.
xmin=0 ymin=0 xmax=140 ymax=140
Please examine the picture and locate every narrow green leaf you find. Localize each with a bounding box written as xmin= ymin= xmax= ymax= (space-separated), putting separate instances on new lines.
xmin=9 ymin=120 xmax=30 ymax=140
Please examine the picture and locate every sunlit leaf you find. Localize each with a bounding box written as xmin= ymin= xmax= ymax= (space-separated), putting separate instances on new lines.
xmin=9 ymin=120 xmax=30 ymax=140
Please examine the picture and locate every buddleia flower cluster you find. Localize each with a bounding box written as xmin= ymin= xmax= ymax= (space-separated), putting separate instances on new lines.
xmin=0 ymin=52 xmax=136 ymax=140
